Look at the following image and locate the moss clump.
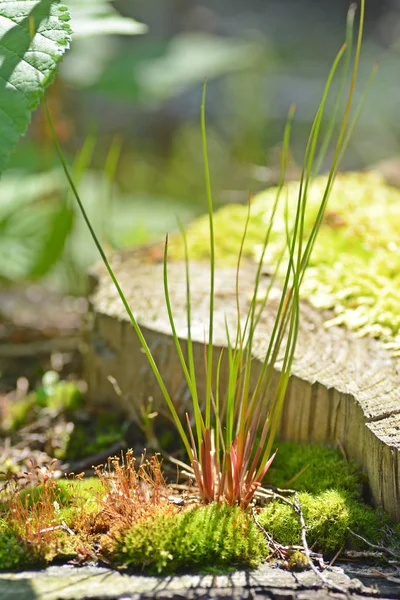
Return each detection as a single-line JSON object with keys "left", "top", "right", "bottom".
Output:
{"left": 258, "top": 489, "right": 386, "bottom": 555}
{"left": 287, "top": 550, "right": 309, "bottom": 571}
{"left": 18, "top": 477, "right": 102, "bottom": 508}
{"left": 112, "top": 503, "right": 268, "bottom": 574}
{"left": 0, "top": 520, "right": 40, "bottom": 571}
{"left": 267, "top": 443, "right": 363, "bottom": 498}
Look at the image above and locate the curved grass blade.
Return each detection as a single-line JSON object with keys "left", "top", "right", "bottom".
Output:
{"left": 45, "top": 99, "right": 193, "bottom": 462}
{"left": 201, "top": 82, "right": 215, "bottom": 430}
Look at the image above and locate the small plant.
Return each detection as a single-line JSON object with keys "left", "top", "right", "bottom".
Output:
{"left": 93, "top": 451, "right": 170, "bottom": 535}
{"left": 0, "top": 462, "right": 77, "bottom": 567}
{"left": 2, "top": 444, "right": 397, "bottom": 572}
{"left": 46, "top": 1, "right": 373, "bottom": 508}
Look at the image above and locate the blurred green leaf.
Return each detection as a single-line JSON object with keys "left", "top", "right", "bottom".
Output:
{"left": 0, "top": 202, "right": 57, "bottom": 281}
{"left": 0, "top": 0, "right": 72, "bottom": 173}
{"left": 66, "top": 0, "right": 147, "bottom": 38}
{"left": 90, "top": 34, "right": 260, "bottom": 102}
{"left": 29, "top": 199, "right": 74, "bottom": 278}
{"left": 137, "top": 34, "right": 260, "bottom": 101}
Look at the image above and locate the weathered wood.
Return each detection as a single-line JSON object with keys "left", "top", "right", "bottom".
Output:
{"left": 0, "top": 562, "right": 392, "bottom": 600}
{"left": 84, "top": 248, "right": 400, "bottom": 521}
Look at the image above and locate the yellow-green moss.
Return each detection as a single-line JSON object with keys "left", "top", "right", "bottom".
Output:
{"left": 0, "top": 520, "right": 40, "bottom": 571}
{"left": 112, "top": 503, "right": 268, "bottom": 574}
{"left": 260, "top": 443, "right": 396, "bottom": 556}
{"left": 174, "top": 172, "right": 400, "bottom": 353}
{"left": 2, "top": 445, "right": 398, "bottom": 571}
{"left": 18, "top": 477, "right": 102, "bottom": 509}
{"left": 258, "top": 489, "right": 387, "bottom": 555}
{"left": 287, "top": 550, "right": 309, "bottom": 571}
{"left": 267, "top": 443, "right": 363, "bottom": 498}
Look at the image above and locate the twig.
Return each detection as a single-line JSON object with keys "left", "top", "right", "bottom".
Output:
{"left": 347, "top": 528, "right": 400, "bottom": 561}
{"left": 61, "top": 520, "right": 76, "bottom": 537}
{"left": 255, "top": 486, "right": 296, "bottom": 508}
{"left": 251, "top": 507, "right": 288, "bottom": 560}
{"left": 329, "top": 543, "right": 344, "bottom": 567}
{"left": 37, "top": 524, "right": 68, "bottom": 535}
{"left": 371, "top": 569, "right": 400, "bottom": 584}
{"left": 293, "top": 493, "right": 351, "bottom": 596}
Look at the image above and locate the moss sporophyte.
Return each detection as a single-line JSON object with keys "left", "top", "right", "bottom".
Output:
{"left": 47, "top": 0, "right": 371, "bottom": 509}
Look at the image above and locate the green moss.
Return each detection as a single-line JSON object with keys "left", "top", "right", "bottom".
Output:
{"left": 258, "top": 489, "right": 386, "bottom": 555}
{"left": 267, "top": 442, "right": 363, "bottom": 498}
{"left": 287, "top": 550, "right": 309, "bottom": 571}
{"left": 0, "top": 478, "right": 104, "bottom": 570}
{"left": 18, "top": 477, "right": 103, "bottom": 511}
{"left": 1, "top": 444, "right": 398, "bottom": 571}
{"left": 113, "top": 503, "right": 268, "bottom": 574}
{"left": 259, "top": 443, "right": 395, "bottom": 556}
{"left": 0, "top": 520, "right": 40, "bottom": 571}
{"left": 175, "top": 172, "right": 400, "bottom": 354}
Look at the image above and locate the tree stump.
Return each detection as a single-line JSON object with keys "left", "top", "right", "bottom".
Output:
{"left": 84, "top": 246, "right": 400, "bottom": 521}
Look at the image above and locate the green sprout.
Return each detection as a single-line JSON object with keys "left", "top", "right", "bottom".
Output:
{"left": 46, "top": 0, "right": 372, "bottom": 507}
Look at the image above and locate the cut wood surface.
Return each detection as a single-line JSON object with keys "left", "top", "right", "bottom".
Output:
{"left": 85, "top": 247, "right": 400, "bottom": 521}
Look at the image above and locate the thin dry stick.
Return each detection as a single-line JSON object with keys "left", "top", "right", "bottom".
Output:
{"left": 251, "top": 507, "right": 288, "bottom": 560}
{"left": 347, "top": 528, "right": 400, "bottom": 561}
{"left": 329, "top": 543, "right": 345, "bottom": 567}
{"left": 293, "top": 493, "right": 350, "bottom": 596}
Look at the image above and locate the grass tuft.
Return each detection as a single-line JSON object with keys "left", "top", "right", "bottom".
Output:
{"left": 44, "top": 1, "right": 372, "bottom": 509}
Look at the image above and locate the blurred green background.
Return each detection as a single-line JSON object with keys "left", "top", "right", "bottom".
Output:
{"left": 2, "top": 0, "right": 400, "bottom": 294}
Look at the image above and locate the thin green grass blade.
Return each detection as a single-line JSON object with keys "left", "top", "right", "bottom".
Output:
{"left": 44, "top": 99, "right": 193, "bottom": 462}
{"left": 313, "top": 3, "right": 356, "bottom": 175}
{"left": 163, "top": 235, "right": 196, "bottom": 398}
{"left": 247, "top": 39, "right": 347, "bottom": 423}
{"left": 298, "top": 0, "right": 365, "bottom": 278}
{"left": 295, "top": 42, "right": 347, "bottom": 274}
{"left": 201, "top": 82, "right": 215, "bottom": 430}
{"left": 214, "top": 347, "right": 225, "bottom": 462}
{"left": 224, "top": 317, "right": 237, "bottom": 449}
{"left": 250, "top": 108, "right": 296, "bottom": 336}
{"left": 253, "top": 1, "right": 366, "bottom": 477}
{"left": 241, "top": 104, "right": 296, "bottom": 351}
{"left": 177, "top": 218, "right": 204, "bottom": 449}
{"left": 336, "top": 63, "right": 378, "bottom": 167}
{"left": 234, "top": 196, "right": 252, "bottom": 349}
{"left": 235, "top": 105, "right": 296, "bottom": 448}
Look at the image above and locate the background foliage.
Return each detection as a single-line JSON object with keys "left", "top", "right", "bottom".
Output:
{"left": 2, "top": 0, "right": 400, "bottom": 293}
